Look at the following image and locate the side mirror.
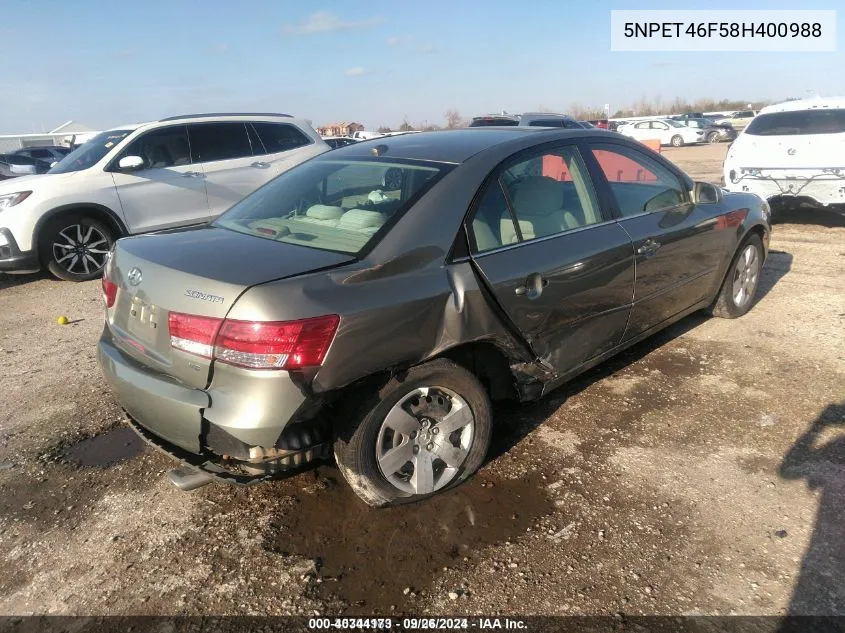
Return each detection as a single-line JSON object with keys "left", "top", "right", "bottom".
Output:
{"left": 118, "top": 155, "right": 145, "bottom": 171}
{"left": 50, "top": 161, "right": 58, "bottom": 168}
{"left": 694, "top": 181, "right": 722, "bottom": 205}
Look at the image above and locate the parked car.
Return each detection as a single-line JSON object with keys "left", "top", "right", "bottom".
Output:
{"left": 668, "top": 112, "right": 707, "bottom": 123}
{"left": 322, "top": 136, "right": 359, "bottom": 149}
{"left": 618, "top": 118, "right": 705, "bottom": 147}
{"left": 98, "top": 127, "right": 771, "bottom": 506}
{"left": 350, "top": 130, "right": 385, "bottom": 140}
{"left": 12, "top": 146, "right": 71, "bottom": 164}
{"left": 587, "top": 119, "right": 610, "bottom": 129}
{"left": 0, "top": 154, "right": 51, "bottom": 180}
{"left": 0, "top": 113, "right": 328, "bottom": 280}
{"left": 723, "top": 97, "right": 845, "bottom": 212}
{"left": 682, "top": 118, "right": 738, "bottom": 143}
{"left": 715, "top": 110, "right": 757, "bottom": 129}
{"left": 469, "top": 112, "right": 588, "bottom": 129}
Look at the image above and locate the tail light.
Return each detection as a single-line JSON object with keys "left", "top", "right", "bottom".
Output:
{"left": 102, "top": 277, "right": 117, "bottom": 308}
{"left": 168, "top": 312, "right": 339, "bottom": 370}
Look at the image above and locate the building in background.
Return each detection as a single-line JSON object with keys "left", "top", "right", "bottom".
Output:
{"left": 316, "top": 121, "right": 364, "bottom": 137}
{"left": 0, "top": 121, "right": 98, "bottom": 153}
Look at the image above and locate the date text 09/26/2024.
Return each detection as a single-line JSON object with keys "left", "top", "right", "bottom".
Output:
{"left": 307, "top": 617, "right": 527, "bottom": 630}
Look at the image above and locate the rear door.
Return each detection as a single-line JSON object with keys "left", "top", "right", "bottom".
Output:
{"left": 585, "top": 140, "right": 730, "bottom": 339}
{"left": 110, "top": 124, "right": 211, "bottom": 233}
{"left": 188, "top": 121, "right": 263, "bottom": 219}
{"left": 466, "top": 143, "right": 635, "bottom": 375}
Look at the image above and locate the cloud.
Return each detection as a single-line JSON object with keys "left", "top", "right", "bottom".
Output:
{"left": 419, "top": 44, "right": 438, "bottom": 54}
{"left": 387, "top": 35, "right": 413, "bottom": 46}
{"left": 210, "top": 43, "right": 230, "bottom": 54}
{"left": 345, "top": 67, "right": 368, "bottom": 77}
{"left": 284, "top": 11, "right": 383, "bottom": 35}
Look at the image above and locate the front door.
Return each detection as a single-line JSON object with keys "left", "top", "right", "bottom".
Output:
{"left": 586, "top": 141, "right": 730, "bottom": 339}
{"left": 110, "top": 124, "right": 210, "bottom": 234}
{"left": 466, "top": 143, "right": 635, "bottom": 375}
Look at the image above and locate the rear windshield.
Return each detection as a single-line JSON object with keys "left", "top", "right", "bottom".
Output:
{"left": 744, "top": 109, "right": 845, "bottom": 136}
{"left": 214, "top": 158, "right": 449, "bottom": 255}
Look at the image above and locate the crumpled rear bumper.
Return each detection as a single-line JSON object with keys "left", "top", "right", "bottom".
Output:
{"left": 726, "top": 169, "right": 845, "bottom": 207}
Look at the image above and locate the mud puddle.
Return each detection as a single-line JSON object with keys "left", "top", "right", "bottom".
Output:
{"left": 63, "top": 426, "right": 145, "bottom": 467}
{"left": 262, "top": 466, "right": 555, "bottom": 614}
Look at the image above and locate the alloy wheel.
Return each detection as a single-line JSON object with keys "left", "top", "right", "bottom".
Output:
{"left": 51, "top": 224, "right": 110, "bottom": 276}
{"left": 732, "top": 244, "right": 760, "bottom": 308}
{"left": 375, "top": 386, "right": 475, "bottom": 495}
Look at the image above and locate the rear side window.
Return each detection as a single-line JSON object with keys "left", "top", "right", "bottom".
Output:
{"left": 469, "top": 118, "right": 519, "bottom": 127}
{"left": 189, "top": 122, "right": 253, "bottom": 162}
{"left": 252, "top": 122, "right": 311, "bottom": 154}
{"left": 528, "top": 119, "right": 564, "bottom": 127}
{"left": 29, "top": 148, "right": 53, "bottom": 159}
{"left": 744, "top": 109, "right": 845, "bottom": 136}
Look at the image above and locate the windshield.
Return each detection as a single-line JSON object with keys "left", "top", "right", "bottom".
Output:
{"left": 744, "top": 109, "right": 845, "bottom": 136}
{"left": 48, "top": 129, "right": 133, "bottom": 174}
{"left": 214, "top": 158, "right": 450, "bottom": 255}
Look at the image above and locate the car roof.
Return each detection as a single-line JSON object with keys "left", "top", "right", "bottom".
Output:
{"left": 759, "top": 97, "right": 845, "bottom": 115}
{"left": 106, "top": 113, "right": 305, "bottom": 134}
{"left": 324, "top": 127, "right": 604, "bottom": 164}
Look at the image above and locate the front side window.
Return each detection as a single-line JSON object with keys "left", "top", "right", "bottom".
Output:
{"left": 49, "top": 129, "right": 133, "bottom": 174}
{"left": 214, "top": 158, "right": 448, "bottom": 255}
{"left": 744, "top": 109, "right": 845, "bottom": 136}
{"left": 189, "top": 122, "right": 253, "bottom": 163}
{"left": 117, "top": 125, "right": 191, "bottom": 169}
{"left": 590, "top": 144, "right": 689, "bottom": 216}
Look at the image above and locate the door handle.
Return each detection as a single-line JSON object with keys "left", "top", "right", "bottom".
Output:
{"left": 636, "top": 239, "right": 661, "bottom": 257}
{"left": 515, "top": 273, "right": 548, "bottom": 299}
{"left": 251, "top": 161, "right": 270, "bottom": 169}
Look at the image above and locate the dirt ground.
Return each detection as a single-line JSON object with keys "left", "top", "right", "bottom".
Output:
{"left": 1, "top": 142, "right": 843, "bottom": 617}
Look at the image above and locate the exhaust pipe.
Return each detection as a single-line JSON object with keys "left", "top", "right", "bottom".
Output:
{"left": 168, "top": 465, "right": 215, "bottom": 491}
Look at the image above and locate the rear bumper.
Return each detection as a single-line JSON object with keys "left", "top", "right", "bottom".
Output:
{"left": 725, "top": 171, "right": 845, "bottom": 207}
{"left": 0, "top": 228, "right": 39, "bottom": 273}
{"left": 97, "top": 325, "right": 332, "bottom": 480}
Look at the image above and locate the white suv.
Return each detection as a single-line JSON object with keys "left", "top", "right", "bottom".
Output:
{"left": 723, "top": 98, "right": 845, "bottom": 213}
{"left": 0, "top": 113, "right": 328, "bottom": 280}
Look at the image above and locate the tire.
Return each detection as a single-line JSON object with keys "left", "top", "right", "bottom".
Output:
{"left": 707, "top": 131, "right": 721, "bottom": 144}
{"left": 333, "top": 359, "right": 492, "bottom": 507}
{"left": 709, "top": 234, "right": 764, "bottom": 319}
{"left": 670, "top": 135, "right": 684, "bottom": 147}
{"left": 40, "top": 215, "right": 115, "bottom": 282}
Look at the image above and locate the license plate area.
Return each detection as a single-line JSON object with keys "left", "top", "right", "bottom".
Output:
{"left": 126, "top": 295, "right": 161, "bottom": 345}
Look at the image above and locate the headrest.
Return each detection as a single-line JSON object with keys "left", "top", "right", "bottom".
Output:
{"left": 306, "top": 204, "right": 343, "bottom": 220}
{"left": 338, "top": 209, "right": 386, "bottom": 230}
{"left": 510, "top": 176, "right": 562, "bottom": 217}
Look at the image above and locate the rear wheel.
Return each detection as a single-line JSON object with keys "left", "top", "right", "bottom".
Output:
{"left": 41, "top": 215, "right": 114, "bottom": 281}
{"left": 709, "top": 234, "right": 763, "bottom": 318}
{"left": 333, "top": 359, "right": 492, "bottom": 507}
{"left": 707, "top": 131, "right": 721, "bottom": 144}
{"left": 670, "top": 135, "right": 684, "bottom": 147}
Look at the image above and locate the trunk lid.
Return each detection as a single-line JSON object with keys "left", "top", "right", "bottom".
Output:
{"left": 731, "top": 132, "right": 845, "bottom": 170}
{"left": 105, "top": 226, "right": 355, "bottom": 389}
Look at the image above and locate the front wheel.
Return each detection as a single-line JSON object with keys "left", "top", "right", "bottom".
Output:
{"left": 41, "top": 215, "right": 115, "bottom": 281}
{"left": 333, "top": 359, "right": 492, "bottom": 507}
{"left": 707, "top": 131, "right": 721, "bottom": 144}
{"left": 670, "top": 135, "right": 684, "bottom": 147}
{"left": 709, "top": 234, "right": 764, "bottom": 319}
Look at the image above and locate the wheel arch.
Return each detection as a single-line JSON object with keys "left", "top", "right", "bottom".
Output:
{"left": 34, "top": 203, "right": 127, "bottom": 262}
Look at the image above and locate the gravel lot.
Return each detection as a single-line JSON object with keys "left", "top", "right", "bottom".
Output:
{"left": 1, "top": 142, "right": 843, "bottom": 616}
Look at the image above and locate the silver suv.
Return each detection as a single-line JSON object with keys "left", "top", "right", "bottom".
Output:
{"left": 0, "top": 113, "right": 328, "bottom": 280}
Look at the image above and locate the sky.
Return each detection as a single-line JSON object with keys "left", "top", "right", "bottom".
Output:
{"left": 1, "top": 0, "right": 843, "bottom": 134}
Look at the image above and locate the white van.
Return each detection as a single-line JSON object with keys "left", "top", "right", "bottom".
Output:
{"left": 723, "top": 98, "right": 845, "bottom": 212}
